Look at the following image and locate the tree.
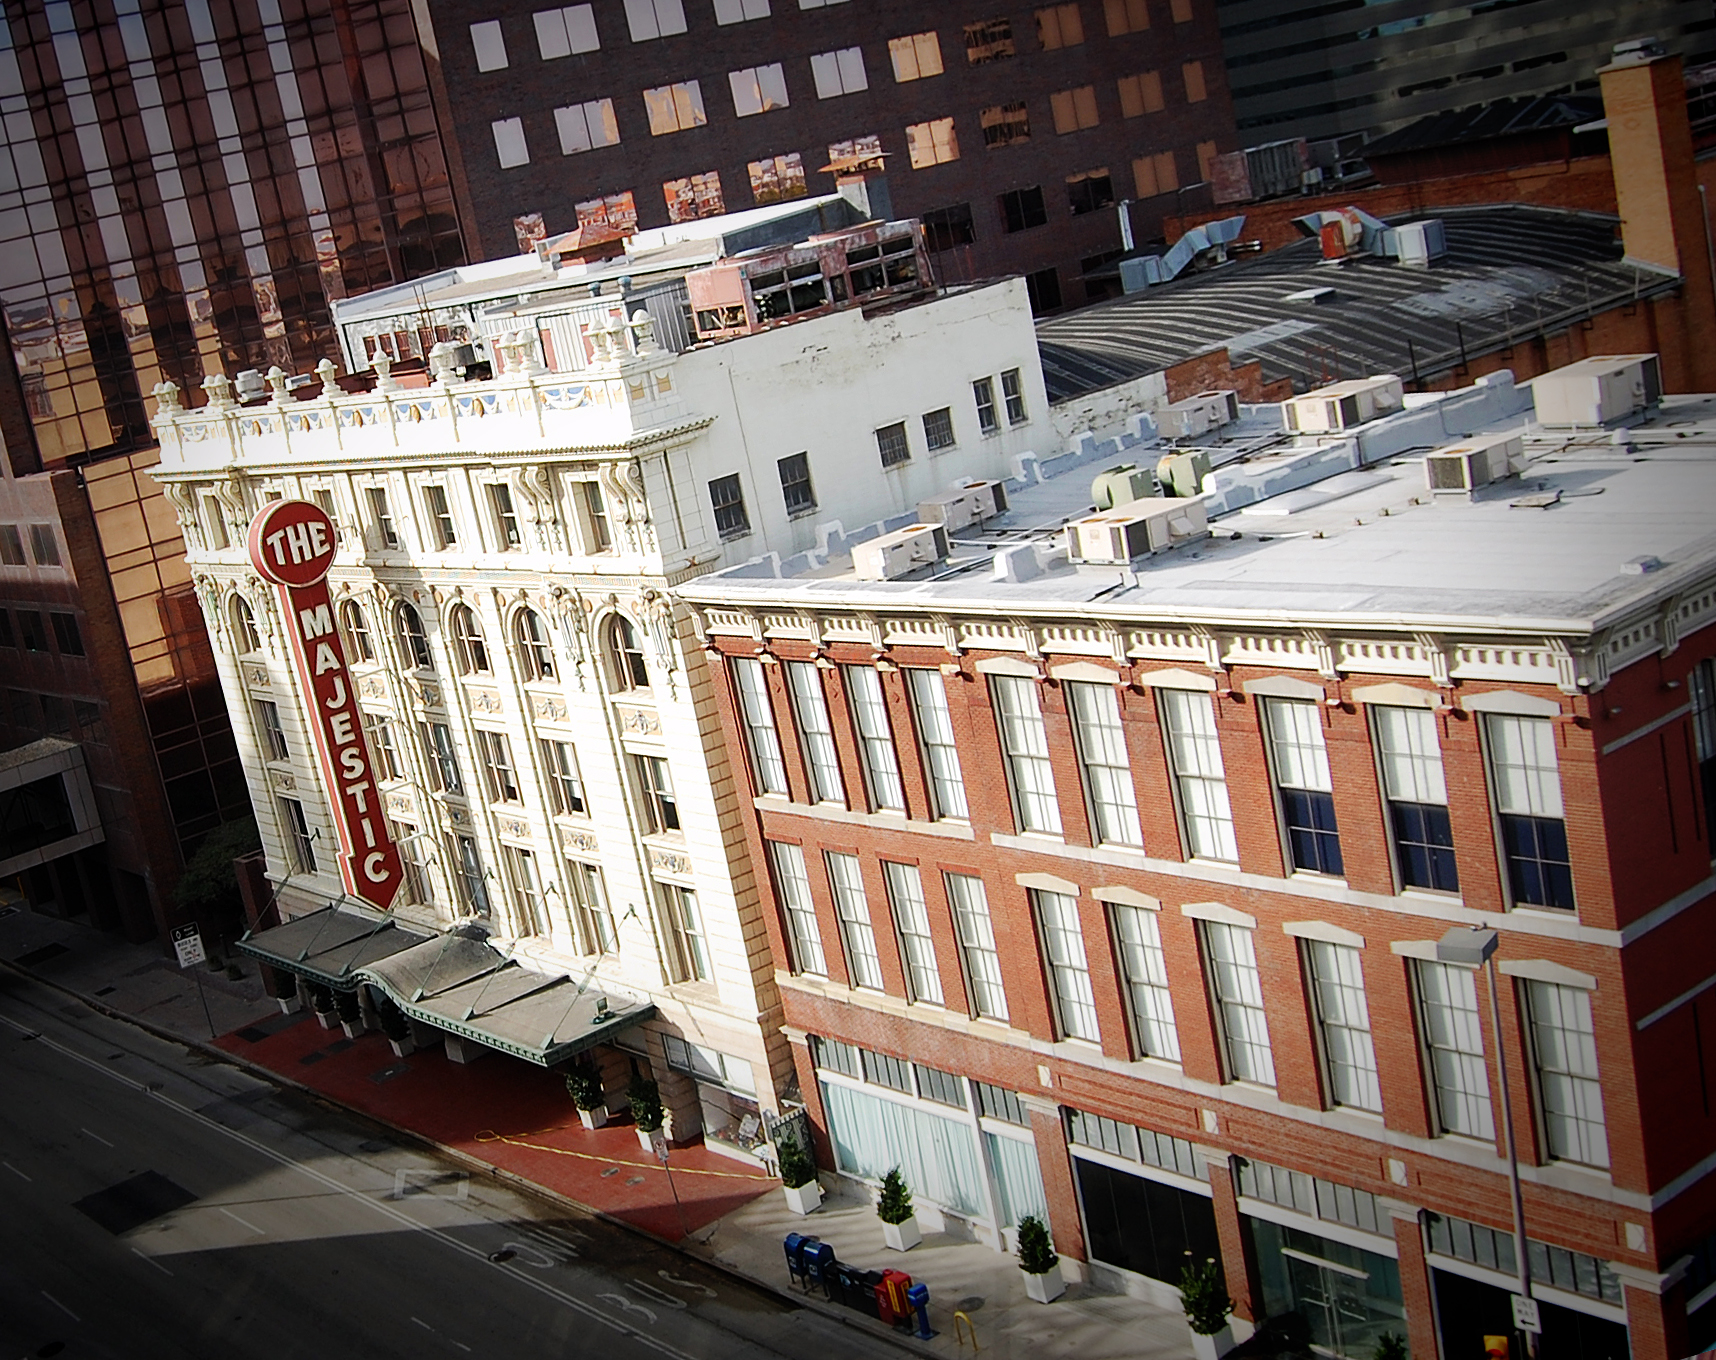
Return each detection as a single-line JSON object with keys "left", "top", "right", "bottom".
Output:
{"left": 172, "top": 817, "right": 262, "bottom": 932}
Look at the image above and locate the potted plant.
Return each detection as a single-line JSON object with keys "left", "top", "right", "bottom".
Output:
{"left": 274, "top": 971, "right": 300, "bottom": 1015}
{"left": 566, "top": 1066, "right": 607, "bottom": 1129}
{"left": 309, "top": 983, "right": 338, "bottom": 1030}
{"left": 1373, "top": 1333, "right": 1408, "bottom": 1360}
{"left": 877, "top": 1167, "right": 920, "bottom": 1251}
{"left": 377, "top": 997, "right": 413, "bottom": 1057}
{"left": 629, "top": 1074, "right": 665, "bottom": 1153}
{"left": 1179, "top": 1255, "right": 1236, "bottom": 1360}
{"left": 1016, "top": 1214, "right": 1065, "bottom": 1303}
{"left": 334, "top": 987, "right": 364, "bottom": 1039}
{"left": 777, "top": 1137, "right": 822, "bottom": 1215}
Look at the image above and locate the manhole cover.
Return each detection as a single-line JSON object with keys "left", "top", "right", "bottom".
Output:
{"left": 955, "top": 1296, "right": 985, "bottom": 1313}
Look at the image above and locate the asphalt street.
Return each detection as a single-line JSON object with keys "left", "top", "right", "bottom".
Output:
{"left": 0, "top": 967, "right": 908, "bottom": 1360}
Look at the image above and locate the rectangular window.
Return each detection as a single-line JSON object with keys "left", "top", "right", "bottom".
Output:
{"left": 875, "top": 421, "right": 911, "bottom": 468}
{"left": 770, "top": 841, "right": 827, "bottom": 976}
{"left": 786, "top": 661, "right": 844, "bottom": 803}
{"left": 827, "top": 851, "right": 884, "bottom": 990}
{"left": 579, "top": 481, "right": 613, "bottom": 552}
{"left": 708, "top": 473, "right": 750, "bottom": 539}
{"left": 50, "top": 612, "right": 83, "bottom": 657}
{"left": 574, "top": 193, "right": 638, "bottom": 246}
{"left": 731, "top": 656, "right": 789, "bottom": 794}
{"left": 555, "top": 99, "right": 621, "bottom": 154}
{"left": 714, "top": 0, "right": 769, "bottom": 21}
{"left": 991, "top": 674, "right": 1061, "bottom": 834}
{"left": 658, "top": 882, "right": 709, "bottom": 981}
{"left": 1182, "top": 60, "right": 1207, "bottom": 102}
{"left": 1304, "top": 940, "right": 1381, "bottom": 1112}
{"left": 844, "top": 665, "right": 905, "bottom": 811}
{"left": 973, "top": 377, "right": 998, "bottom": 433}
{"left": 749, "top": 153, "right": 807, "bottom": 205}
{"left": 914, "top": 1063, "right": 965, "bottom": 1108}
{"left": 946, "top": 872, "right": 1006, "bottom": 1019}
{"left": 470, "top": 18, "right": 508, "bottom": 69}
{"left": 810, "top": 47, "right": 867, "bottom": 98}
{"left": 17, "top": 611, "right": 44, "bottom": 652}
{"left": 1526, "top": 981, "right": 1607, "bottom": 1167}
{"left": 505, "top": 845, "right": 548, "bottom": 936}
{"left": 1000, "top": 186, "right": 1047, "bottom": 232}
{"left": 0, "top": 526, "right": 23, "bottom": 565}
{"left": 492, "top": 117, "right": 530, "bottom": 168}
{"left": 1485, "top": 714, "right": 1574, "bottom": 909}
{"left": 1158, "top": 688, "right": 1237, "bottom": 860}
{"left": 534, "top": 4, "right": 598, "bottom": 57}
{"left": 730, "top": 62, "right": 789, "bottom": 116}
{"left": 1266, "top": 698, "right": 1344, "bottom": 875}
{"left": 367, "top": 487, "right": 398, "bottom": 548}
{"left": 861, "top": 1047, "right": 912, "bottom": 1092}
{"left": 922, "top": 203, "right": 976, "bottom": 252}
{"left": 27, "top": 525, "right": 58, "bottom": 566}
{"left": 777, "top": 452, "right": 815, "bottom": 515}
{"left": 1374, "top": 705, "right": 1457, "bottom": 891}
{"left": 632, "top": 754, "right": 681, "bottom": 833}
{"left": 975, "top": 1080, "right": 1028, "bottom": 1125}
{"left": 1133, "top": 150, "right": 1178, "bottom": 198}
{"left": 889, "top": 30, "right": 943, "bottom": 81}
{"left": 1035, "top": 889, "right": 1099, "bottom": 1041}
{"left": 361, "top": 712, "right": 402, "bottom": 781}
{"left": 1068, "top": 680, "right": 1141, "bottom": 846}
{"left": 1001, "top": 368, "right": 1027, "bottom": 424}
{"left": 255, "top": 699, "right": 288, "bottom": 761}
{"left": 420, "top": 721, "right": 462, "bottom": 795}
{"left": 1036, "top": 3, "right": 1084, "bottom": 47}
{"left": 0, "top": 611, "right": 16, "bottom": 647}
{"left": 624, "top": 0, "right": 687, "bottom": 40}
{"left": 566, "top": 860, "right": 617, "bottom": 954}
{"left": 907, "top": 668, "right": 967, "bottom": 819}
{"left": 920, "top": 408, "right": 956, "bottom": 454}
{"left": 906, "top": 118, "right": 959, "bottom": 169}
{"left": 1118, "top": 70, "right": 1165, "bottom": 117}
{"left": 477, "top": 729, "right": 522, "bottom": 803}
{"left": 812, "top": 1035, "right": 861, "bottom": 1077}
{"left": 981, "top": 102, "right": 1031, "bottom": 148}
{"left": 280, "top": 798, "right": 316, "bottom": 873}
{"left": 1068, "top": 168, "right": 1115, "bottom": 215}
{"left": 964, "top": 16, "right": 1015, "bottom": 62}
{"left": 644, "top": 80, "right": 706, "bottom": 135}
{"left": 1198, "top": 139, "right": 1220, "bottom": 184}
{"left": 1110, "top": 902, "right": 1178, "bottom": 1060}
{"left": 393, "top": 821, "right": 430, "bottom": 905}
{"left": 1203, "top": 921, "right": 1274, "bottom": 1085}
{"left": 883, "top": 861, "right": 941, "bottom": 1004}
{"left": 1025, "top": 268, "right": 1061, "bottom": 314}
{"left": 201, "top": 495, "right": 230, "bottom": 550}
{"left": 448, "top": 833, "right": 488, "bottom": 914}
{"left": 424, "top": 484, "right": 457, "bottom": 548}
{"left": 1414, "top": 959, "right": 1493, "bottom": 1139}
{"left": 487, "top": 483, "right": 522, "bottom": 550}
{"left": 1693, "top": 659, "right": 1716, "bottom": 849}
{"left": 665, "top": 171, "right": 725, "bottom": 222}
{"left": 540, "top": 739, "right": 587, "bottom": 815}
{"left": 1172, "top": 0, "right": 1194, "bottom": 22}
{"left": 1104, "top": 0, "right": 1148, "bottom": 34}
{"left": 1049, "top": 86, "right": 1100, "bottom": 134}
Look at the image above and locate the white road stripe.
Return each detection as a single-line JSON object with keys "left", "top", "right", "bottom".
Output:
{"left": 131, "top": 1248, "right": 173, "bottom": 1276}
{"left": 42, "top": 1290, "right": 79, "bottom": 1321}
{"left": 81, "top": 1127, "right": 114, "bottom": 1147}
{"left": 220, "top": 1206, "right": 265, "bottom": 1235}
{"left": 3, "top": 1160, "right": 30, "bottom": 1181}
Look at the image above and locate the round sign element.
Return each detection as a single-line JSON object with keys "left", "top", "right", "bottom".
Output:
{"left": 248, "top": 499, "right": 339, "bottom": 587}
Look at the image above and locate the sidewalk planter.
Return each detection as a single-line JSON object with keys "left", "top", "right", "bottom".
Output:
{"left": 776, "top": 1138, "right": 822, "bottom": 1216}
{"left": 883, "top": 1216, "right": 922, "bottom": 1252}
{"left": 628, "top": 1075, "right": 665, "bottom": 1155}
{"left": 1017, "top": 1216, "right": 1064, "bottom": 1303}
{"left": 387, "top": 1034, "right": 415, "bottom": 1058}
{"left": 877, "top": 1167, "right": 919, "bottom": 1251}
{"left": 1189, "top": 1327, "right": 1235, "bottom": 1360}
{"left": 1023, "top": 1261, "right": 1065, "bottom": 1304}
{"left": 565, "top": 1067, "right": 607, "bottom": 1130}
{"left": 637, "top": 1126, "right": 660, "bottom": 1154}
{"left": 1179, "top": 1256, "right": 1236, "bottom": 1360}
{"left": 783, "top": 1179, "right": 823, "bottom": 1216}
{"left": 578, "top": 1105, "right": 608, "bottom": 1131}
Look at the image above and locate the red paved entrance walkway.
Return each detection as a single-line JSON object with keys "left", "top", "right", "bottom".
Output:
{"left": 217, "top": 1011, "right": 777, "bottom": 1240}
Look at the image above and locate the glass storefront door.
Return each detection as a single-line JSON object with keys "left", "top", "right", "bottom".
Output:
{"left": 1251, "top": 1219, "right": 1406, "bottom": 1359}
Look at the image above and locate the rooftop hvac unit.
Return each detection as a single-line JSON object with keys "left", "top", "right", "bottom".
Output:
{"left": 1066, "top": 497, "right": 1209, "bottom": 564}
{"left": 1388, "top": 219, "right": 1446, "bottom": 268}
{"left": 1282, "top": 375, "right": 1404, "bottom": 433}
{"left": 1423, "top": 431, "right": 1524, "bottom": 499}
{"left": 1530, "top": 354, "right": 1661, "bottom": 427}
{"left": 915, "top": 480, "right": 1009, "bottom": 532}
{"left": 852, "top": 523, "right": 950, "bottom": 581}
{"left": 1156, "top": 450, "right": 1212, "bottom": 499}
{"left": 1158, "top": 390, "right": 1239, "bottom": 440}
{"left": 1090, "top": 463, "right": 1162, "bottom": 510}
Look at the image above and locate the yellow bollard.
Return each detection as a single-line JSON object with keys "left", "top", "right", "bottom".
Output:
{"left": 953, "top": 1310, "right": 980, "bottom": 1350}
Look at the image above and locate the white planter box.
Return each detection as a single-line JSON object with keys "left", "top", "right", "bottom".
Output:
{"left": 388, "top": 1036, "right": 414, "bottom": 1058}
{"left": 1023, "top": 1262, "right": 1065, "bottom": 1303}
{"left": 578, "top": 1105, "right": 608, "bottom": 1130}
{"left": 276, "top": 996, "right": 302, "bottom": 1015}
{"left": 783, "top": 1180, "right": 823, "bottom": 1216}
{"left": 314, "top": 1010, "right": 338, "bottom": 1029}
{"left": 1189, "top": 1326, "right": 1236, "bottom": 1360}
{"left": 637, "top": 1126, "right": 661, "bottom": 1154}
{"left": 882, "top": 1216, "right": 921, "bottom": 1252}
{"left": 340, "top": 1019, "right": 363, "bottom": 1040}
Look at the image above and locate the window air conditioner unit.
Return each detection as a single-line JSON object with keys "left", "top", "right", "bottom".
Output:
{"left": 915, "top": 480, "right": 1009, "bottom": 532}
{"left": 1423, "top": 432, "right": 1524, "bottom": 499}
{"left": 1065, "top": 497, "right": 1209, "bottom": 564}
{"left": 851, "top": 523, "right": 950, "bottom": 581}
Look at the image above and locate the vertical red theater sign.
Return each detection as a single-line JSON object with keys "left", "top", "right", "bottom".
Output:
{"left": 247, "top": 500, "right": 405, "bottom": 911}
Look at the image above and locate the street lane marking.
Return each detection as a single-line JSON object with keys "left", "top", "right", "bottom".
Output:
{"left": 598, "top": 1293, "right": 656, "bottom": 1325}
{"left": 131, "top": 1248, "right": 173, "bottom": 1276}
{"left": 410, "top": 1316, "right": 470, "bottom": 1352}
{"left": 219, "top": 1207, "right": 265, "bottom": 1235}
{"left": 42, "top": 1290, "right": 79, "bottom": 1320}
{"left": 3, "top": 1160, "right": 30, "bottom": 1181}
{"left": 80, "top": 1127, "right": 114, "bottom": 1147}
{"left": 658, "top": 1269, "right": 717, "bottom": 1298}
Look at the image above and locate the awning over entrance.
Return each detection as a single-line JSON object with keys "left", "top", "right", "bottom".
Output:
{"left": 356, "top": 929, "right": 654, "bottom": 1067}
{"left": 235, "top": 906, "right": 434, "bottom": 991}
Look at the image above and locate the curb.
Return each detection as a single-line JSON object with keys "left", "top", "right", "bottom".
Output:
{"left": 0, "top": 955, "right": 938, "bottom": 1356}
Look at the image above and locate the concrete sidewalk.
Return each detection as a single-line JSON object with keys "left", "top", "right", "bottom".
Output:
{"left": 0, "top": 900, "right": 1201, "bottom": 1358}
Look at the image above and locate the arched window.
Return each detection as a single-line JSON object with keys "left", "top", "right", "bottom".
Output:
{"left": 606, "top": 614, "right": 649, "bottom": 691}
{"left": 514, "top": 608, "right": 555, "bottom": 681}
{"left": 395, "top": 602, "right": 433, "bottom": 671}
{"left": 230, "top": 595, "right": 261, "bottom": 654}
{"left": 449, "top": 603, "right": 490, "bottom": 675}
{"left": 340, "top": 599, "right": 373, "bottom": 662}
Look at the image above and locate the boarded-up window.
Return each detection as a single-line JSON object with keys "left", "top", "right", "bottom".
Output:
{"left": 964, "top": 17, "right": 1015, "bottom": 63}
{"left": 748, "top": 152, "right": 806, "bottom": 203}
{"left": 663, "top": 171, "right": 724, "bottom": 222}
{"left": 1197, "top": 140, "right": 1219, "bottom": 184}
{"left": 1118, "top": 70, "right": 1164, "bottom": 116}
{"left": 491, "top": 117, "right": 529, "bottom": 168}
{"left": 644, "top": 80, "right": 706, "bottom": 134}
{"left": 906, "top": 117, "right": 960, "bottom": 168}
{"left": 1133, "top": 151, "right": 1178, "bottom": 198}
{"left": 1104, "top": 0, "right": 1148, "bottom": 34}
{"left": 555, "top": 99, "right": 620, "bottom": 153}
{"left": 471, "top": 19, "right": 508, "bottom": 69}
{"left": 534, "top": 5, "right": 599, "bottom": 57}
{"left": 1183, "top": 60, "right": 1207, "bottom": 103}
{"left": 889, "top": 31, "right": 944, "bottom": 81}
{"left": 1170, "top": 0, "right": 1193, "bottom": 20}
{"left": 730, "top": 63, "right": 790, "bottom": 115}
{"left": 1049, "top": 86, "right": 1099, "bottom": 133}
{"left": 1036, "top": 4, "right": 1083, "bottom": 48}
{"left": 811, "top": 46, "right": 868, "bottom": 98}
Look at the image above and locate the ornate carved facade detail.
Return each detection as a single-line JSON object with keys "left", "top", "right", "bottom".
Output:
{"left": 531, "top": 693, "right": 568, "bottom": 722}
{"left": 467, "top": 687, "right": 504, "bottom": 715}
{"left": 564, "top": 829, "right": 599, "bottom": 854}
{"left": 616, "top": 704, "right": 662, "bottom": 737}
{"left": 270, "top": 769, "right": 295, "bottom": 791}
{"left": 648, "top": 844, "right": 693, "bottom": 880}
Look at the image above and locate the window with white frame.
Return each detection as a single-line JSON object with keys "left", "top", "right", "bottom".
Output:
{"left": 1304, "top": 940, "right": 1381, "bottom": 1112}
{"left": 889, "top": 30, "right": 943, "bottom": 81}
{"left": 201, "top": 494, "right": 230, "bottom": 549}
{"left": 448, "top": 832, "right": 487, "bottom": 914}
{"left": 713, "top": 0, "right": 769, "bottom": 21}
{"left": 1202, "top": 920, "right": 1274, "bottom": 1085}
{"left": 255, "top": 699, "right": 288, "bottom": 761}
{"left": 1158, "top": 687, "right": 1236, "bottom": 860}
{"left": 393, "top": 821, "right": 431, "bottom": 905}
{"left": 578, "top": 481, "right": 613, "bottom": 551}
{"left": 1373, "top": 705, "right": 1458, "bottom": 891}
{"left": 1413, "top": 958, "right": 1493, "bottom": 1139}
{"left": 844, "top": 666, "right": 905, "bottom": 812}
{"left": 424, "top": 483, "right": 457, "bottom": 548}
{"left": 534, "top": 3, "right": 598, "bottom": 57}
{"left": 1265, "top": 697, "right": 1343, "bottom": 875}
{"left": 1001, "top": 368, "right": 1027, "bottom": 424}
{"left": 786, "top": 661, "right": 845, "bottom": 803}
{"left": 231, "top": 596, "right": 261, "bottom": 654}
{"left": 769, "top": 841, "right": 827, "bottom": 975}
{"left": 606, "top": 615, "right": 650, "bottom": 690}
{"left": 539, "top": 739, "right": 587, "bottom": 815}
{"left": 657, "top": 881, "right": 710, "bottom": 982}
{"left": 505, "top": 845, "right": 548, "bottom": 935}
{"left": 624, "top": 0, "right": 686, "bottom": 40}
{"left": 972, "top": 376, "right": 998, "bottom": 434}
{"left": 1109, "top": 900, "right": 1178, "bottom": 1060}
{"left": 811, "top": 46, "right": 868, "bottom": 98}
{"left": 1484, "top": 713, "right": 1574, "bottom": 910}
{"left": 556, "top": 99, "right": 620, "bottom": 154}
{"left": 644, "top": 80, "right": 706, "bottom": 135}
{"left": 488, "top": 482, "right": 523, "bottom": 550}
{"left": 476, "top": 729, "right": 522, "bottom": 803}
{"left": 515, "top": 608, "right": 556, "bottom": 681}
{"left": 340, "top": 600, "right": 373, "bottom": 662}
{"left": 420, "top": 721, "right": 462, "bottom": 795}
{"left": 991, "top": 674, "right": 1061, "bottom": 833}
{"left": 729, "top": 63, "right": 789, "bottom": 116}
{"left": 492, "top": 117, "right": 530, "bottom": 168}
{"left": 708, "top": 473, "right": 749, "bottom": 539}
{"left": 777, "top": 452, "right": 816, "bottom": 515}
{"left": 395, "top": 602, "right": 433, "bottom": 671}
{"left": 280, "top": 797, "right": 316, "bottom": 873}
{"left": 1034, "top": 889, "right": 1099, "bottom": 1041}
{"left": 632, "top": 753, "right": 680, "bottom": 834}
{"left": 366, "top": 486, "right": 398, "bottom": 548}
{"left": 448, "top": 603, "right": 490, "bottom": 675}
{"left": 907, "top": 668, "right": 967, "bottom": 818}
{"left": 470, "top": 19, "right": 507, "bottom": 69}
{"left": 1067, "top": 680, "right": 1141, "bottom": 846}
{"left": 1525, "top": 980, "right": 1607, "bottom": 1167}
{"left": 921, "top": 406, "right": 956, "bottom": 451}
{"left": 883, "top": 860, "right": 941, "bottom": 1004}
{"left": 361, "top": 711, "right": 402, "bottom": 781}
{"left": 566, "top": 860, "right": 617, "bottom": 954}
{"left": 731, "top": 656, "right": 788, "bottom": 795}
{"left": 946, "top": 871, "right": 1006, "bottom": 1019}
{"left": 827, "top": 851, "right": 884, "bottom": 990}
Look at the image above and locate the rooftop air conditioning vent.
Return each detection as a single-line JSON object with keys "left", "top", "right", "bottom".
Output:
{"left": 1282, "top": 375, "right": 1404, "bottom": 434}
{"left": 851, "top": 523, "right": 950, "bottom": 581}
{"left": 916, "top": 480, "right": 1009, "bottom": 532}
{"left": 1423, "top": 432, "right": 1524, "bottom": 499}
{"left": 1090, "top": 463, "right": 1161, "bottom": 510}
{"left": 1531, "top": 354, "right": 1661, "bottom": 428}
{"left": 1065, "top": 497, "right": 1210, "bottom": 564}
{"left": 1158, "top": 389, "right": 1240, "bottom": 441}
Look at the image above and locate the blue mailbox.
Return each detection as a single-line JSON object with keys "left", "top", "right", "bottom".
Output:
{"left": 906, "top": 1282, "right": 935, "bottom": 1340}
{"left": 804, "top": 1239, "right": 837, "bottom": 1298}
{"left": 783, "top": 1232, "right": 813, "bottom": 1288}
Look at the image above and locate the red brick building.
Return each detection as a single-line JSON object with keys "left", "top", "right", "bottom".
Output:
{"left": 682, "top": 359, "right": 1716, "bottom": 1359}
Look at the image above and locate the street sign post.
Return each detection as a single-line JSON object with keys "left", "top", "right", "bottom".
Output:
{"left": 1511, "top": 1294, "right": 1542, "bottom": 1334}
{"left": 171, "top": 923, "right": 216, "bottom": 1038}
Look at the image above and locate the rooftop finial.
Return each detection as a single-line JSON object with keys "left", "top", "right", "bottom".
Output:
{"left": 266, "top": 366, "right": 289, "bottom": 404}
{"left": 152, "top": 380, "right": 182, "bottom": 416}
{"left": 316, "top": 357, "right": 339, "bottom": 396}
{"left": 201, "top": 371, "right": 234, "bottom": 410}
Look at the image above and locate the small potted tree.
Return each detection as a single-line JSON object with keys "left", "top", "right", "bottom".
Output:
{"left": 877, "top": 1167, "right": 920, "bottom": 1251}
{"left": 1179, "top": 1255, "right": 1236, "bottom": 1360}
{"left": 629, "top": 1074, "right": 665, "bottom": 1153}
{"left": 377, "top": 997, "right": 413, "bottom": 1057}
{"left": 1373, "top": 1333, "right": 1408, "bottom": 1360}
{"left": 334, "top": 987, "right": 364, "bottom": 1040}
{"left": 309, "top": 983, "right": 338, "bottom": 1030}
{"left": 566, "top": 1066, "right": 607, "bottom": 1130}
{"left": 777, "top": 1137, "right": 822, "bottom": 1215}
{"left": 1016, "top": 1214, "right": 1065, "bottom": 1303}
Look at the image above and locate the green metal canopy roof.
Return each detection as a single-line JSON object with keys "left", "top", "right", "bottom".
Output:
{"left": 235, "top": 905, "right": 433, "bottom": 992}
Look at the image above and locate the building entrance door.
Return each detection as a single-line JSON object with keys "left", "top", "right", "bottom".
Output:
{"left": 1282, "top": 1246, "right": 1386, "bottom": 1358}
